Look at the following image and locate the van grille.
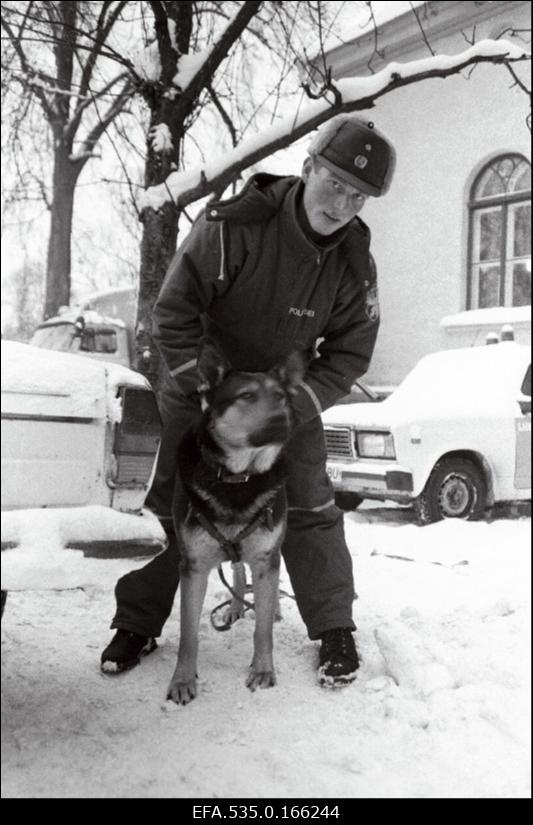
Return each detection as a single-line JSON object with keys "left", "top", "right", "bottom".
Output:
{"left": 324, "top": 426, "right": 355, "bottom": 460}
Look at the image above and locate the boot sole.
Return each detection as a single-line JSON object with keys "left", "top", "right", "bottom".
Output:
{"left": 317, "top": 664, "right": 358, "bottom": 688}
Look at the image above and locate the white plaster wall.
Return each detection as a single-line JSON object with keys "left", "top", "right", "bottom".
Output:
{"left": 353, "top": 5, "right": 531, "bottom": 386}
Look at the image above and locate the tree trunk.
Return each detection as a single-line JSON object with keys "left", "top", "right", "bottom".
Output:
{"left": 135, "top": 200, "right": 180, "bottom": 393}
{"left": 44, "top": 148, "right": 79, "bottom": 319}
{"left": 135, "top": 1, "right": 192, "bottom": 394}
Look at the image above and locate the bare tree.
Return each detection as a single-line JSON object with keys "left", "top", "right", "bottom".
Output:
{"left": 1, "top": 0, "right": 133, "bottom": 318}
{"left": 2, "top": 1, "right": 529, "bottom": 395}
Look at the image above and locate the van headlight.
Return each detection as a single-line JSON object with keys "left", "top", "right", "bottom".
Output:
{"left": 356, "top": 431, "right": 396, "bottom": 459}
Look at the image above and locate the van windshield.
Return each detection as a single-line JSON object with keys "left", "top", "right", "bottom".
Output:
{"left": 31, "top": 323, "right": 117, "bottom": 354}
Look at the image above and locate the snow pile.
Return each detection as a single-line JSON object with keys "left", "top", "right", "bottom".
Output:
{"left": 1, "top": 506, "right": 166, "bottom": 591}
{"left": 1, "top": 507, "right": 530, "bottom": 799}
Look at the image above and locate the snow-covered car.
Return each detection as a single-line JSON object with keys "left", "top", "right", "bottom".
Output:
{"left": 1, "top": 340, "right": 166, "bottom": 597}
{"left": 322, "top": 341, "right": 531, "bottom": 523}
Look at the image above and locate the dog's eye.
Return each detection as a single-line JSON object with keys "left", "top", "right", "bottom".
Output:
{"left": 239, "top": 392, "right": 255, "bottom": 401}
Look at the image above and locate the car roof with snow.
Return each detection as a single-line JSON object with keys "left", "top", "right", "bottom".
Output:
{"left": 391, "top": 342, "right": 529, "bottom": 402}
{"left": 323, "top": 342, "right": 530, "bottom": 426}
{"left": 35, "top": 308, "right": 127, "bottom": 328}
{"left": 1, "top": 339, "right": 149, "bottom": 419}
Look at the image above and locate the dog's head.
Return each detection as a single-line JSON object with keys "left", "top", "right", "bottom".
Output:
{"left": 196, "top": 339, "right": 305, "bottom": 449}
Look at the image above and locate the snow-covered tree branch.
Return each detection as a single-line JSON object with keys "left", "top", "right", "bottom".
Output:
{"left": 138, "top": 38, "right": 530, "bottom": 213}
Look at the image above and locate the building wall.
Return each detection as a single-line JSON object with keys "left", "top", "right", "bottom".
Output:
{"left": 329, "top": 2, "right": 531, "bottom": 386}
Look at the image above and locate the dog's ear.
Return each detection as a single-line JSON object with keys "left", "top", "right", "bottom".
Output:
{"left": 273, "top": 350, "right": 306, "bottom": 395}
{"left": 196, "top": 338, "right": 232, "bottom": 393}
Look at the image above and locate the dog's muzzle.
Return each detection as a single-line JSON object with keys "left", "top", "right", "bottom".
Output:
{"left": 249, "top": 414, "right": 291, "bottom": 447}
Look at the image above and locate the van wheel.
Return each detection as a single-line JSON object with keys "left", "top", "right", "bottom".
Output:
{"left": 335, "top": 492, "right": 364, "bottom": 512}
{"left": 1, "top": 590, "right": 7, "bottom": 619}
{"left": 414, "top": 458, "right": 487, "bottom": 524}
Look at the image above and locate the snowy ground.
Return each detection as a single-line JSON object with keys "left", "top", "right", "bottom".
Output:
{"left": 1, "top": 505, "right": 530, "bottom": 799}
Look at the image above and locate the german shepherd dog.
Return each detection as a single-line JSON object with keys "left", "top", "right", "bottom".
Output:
{"left": 166, "top": 340, "right": 304, "bottom": 705}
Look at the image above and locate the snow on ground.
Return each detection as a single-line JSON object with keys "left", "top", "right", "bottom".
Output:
{"left": 1, "top": 506, "right": 530, "bottom": 799}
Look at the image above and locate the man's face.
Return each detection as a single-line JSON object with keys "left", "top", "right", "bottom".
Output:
{"left": 301, "top": 158, "right": 368, "bottom": 235}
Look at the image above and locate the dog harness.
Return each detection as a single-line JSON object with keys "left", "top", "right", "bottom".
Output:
{"left": 191, "top": 502, "right": 276, "bottom": 564}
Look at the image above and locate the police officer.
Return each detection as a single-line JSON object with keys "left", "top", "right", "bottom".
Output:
{"left": 101, "top": 114, "right": 396, "bottom": 687}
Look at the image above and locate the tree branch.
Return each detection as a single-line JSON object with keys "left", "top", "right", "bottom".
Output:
{"left": 140, "top": 41, "right": 530, "bottom": 213}
{"left": 66, "top": 70, "right": 131, "bottom": 142}
{"left": 148, "top": 0, "right": 178, "bottom": 84}
{"left": 0, "top": 11, "right": 55, "bottom": 119}
{"left": 409, "top": 1, "right": 436, "bottom": 56}
{"left": 207, "top": 83, "right": 238, "bottom": 146}
{"left": 78, "top": 0, "right": 129, "bottom": 99}
{"left": 506, "top": 62, "right": 531, "bottom": 95}
{"left": 175, "top": 0, "right": 263, "bottom": 119}
{"left": 70, "top": 77, "right": 134, "bottom": 171}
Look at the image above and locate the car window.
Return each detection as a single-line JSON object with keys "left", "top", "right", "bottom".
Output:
{"left": 80, "top": 329, "right": 118, "bottom": 354}
{"left": 31, "top": 323, "right": 78, "bottom": 352}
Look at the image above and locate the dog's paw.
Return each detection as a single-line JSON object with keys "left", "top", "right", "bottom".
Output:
{"left": 166, "top": 677, "right": 198, "bottom": 705}
{"left": 246, "top": 668, "right": 277, "bottom": 692}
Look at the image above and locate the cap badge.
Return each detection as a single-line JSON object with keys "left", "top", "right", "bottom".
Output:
{"left": 354, "top": 154, "right": 368, "bottom": 169}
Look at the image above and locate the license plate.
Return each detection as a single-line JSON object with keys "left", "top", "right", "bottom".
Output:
{"left": 327, "top": 465, "right": 341, "bottom": 482}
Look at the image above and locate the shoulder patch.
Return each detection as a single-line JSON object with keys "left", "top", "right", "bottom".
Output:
{"left": 365, "top": 283, "right": 379, "bottom": 322}
{"left": 364, "top": 254, "right": 379, "bottom": 322}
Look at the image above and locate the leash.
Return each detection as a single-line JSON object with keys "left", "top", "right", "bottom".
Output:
{"left": 210, "top": 562, "right": 297, "bottom": 632}
{"left": 210, "top": 564, "right": 255, "bottom": 631}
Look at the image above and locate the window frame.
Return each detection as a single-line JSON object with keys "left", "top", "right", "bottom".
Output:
{"left": 467, "top": 154, "right": 531, "bottom": 309}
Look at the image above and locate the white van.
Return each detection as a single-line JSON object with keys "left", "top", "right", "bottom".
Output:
{"left": 1, "top": 340, "right": 165, "bottom": 597}
{"left": 30, "top": 287, "right": 137, "bottom": 369}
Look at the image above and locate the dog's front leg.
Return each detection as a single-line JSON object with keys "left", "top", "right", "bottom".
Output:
{"left": 246, "top": 556, "right": 280, "bottom": 691}
{"left": 167, "top": 568, "right": 209, "bottom": 705}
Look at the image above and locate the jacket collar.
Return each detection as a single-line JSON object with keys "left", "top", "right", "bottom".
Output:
{"left": 207, "top": 172, "right": 371, "bottom": 258}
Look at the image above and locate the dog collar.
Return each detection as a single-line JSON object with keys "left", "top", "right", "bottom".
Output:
{"left": 200, "top": 446, "right": 251, "bottom": 484}
{"left": 218, "top": 469, "right": 251, "bottom": 484}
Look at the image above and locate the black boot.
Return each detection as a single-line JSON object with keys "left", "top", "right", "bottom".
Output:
{"left": 318, "top": 628, "right": 359, "bottom": 687}
{"left": 101, "top": 629, "right": 157, "bottom": 674}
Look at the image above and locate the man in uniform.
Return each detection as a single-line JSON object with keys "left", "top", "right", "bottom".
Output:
{"left": 101, "top": 114, "right": 396, "bottom": 687}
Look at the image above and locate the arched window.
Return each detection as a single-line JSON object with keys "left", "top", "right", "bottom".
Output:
{"left": 468, "top": 154, "right": 531, "bottom": 309}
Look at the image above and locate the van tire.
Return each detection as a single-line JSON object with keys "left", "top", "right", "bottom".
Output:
{"left": 414, "top": 457, "right": 487, "bottom": 524}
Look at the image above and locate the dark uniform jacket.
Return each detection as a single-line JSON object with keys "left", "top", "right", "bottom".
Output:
{"left": 152, "top": 173, "right": 380, "bottom": 425}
